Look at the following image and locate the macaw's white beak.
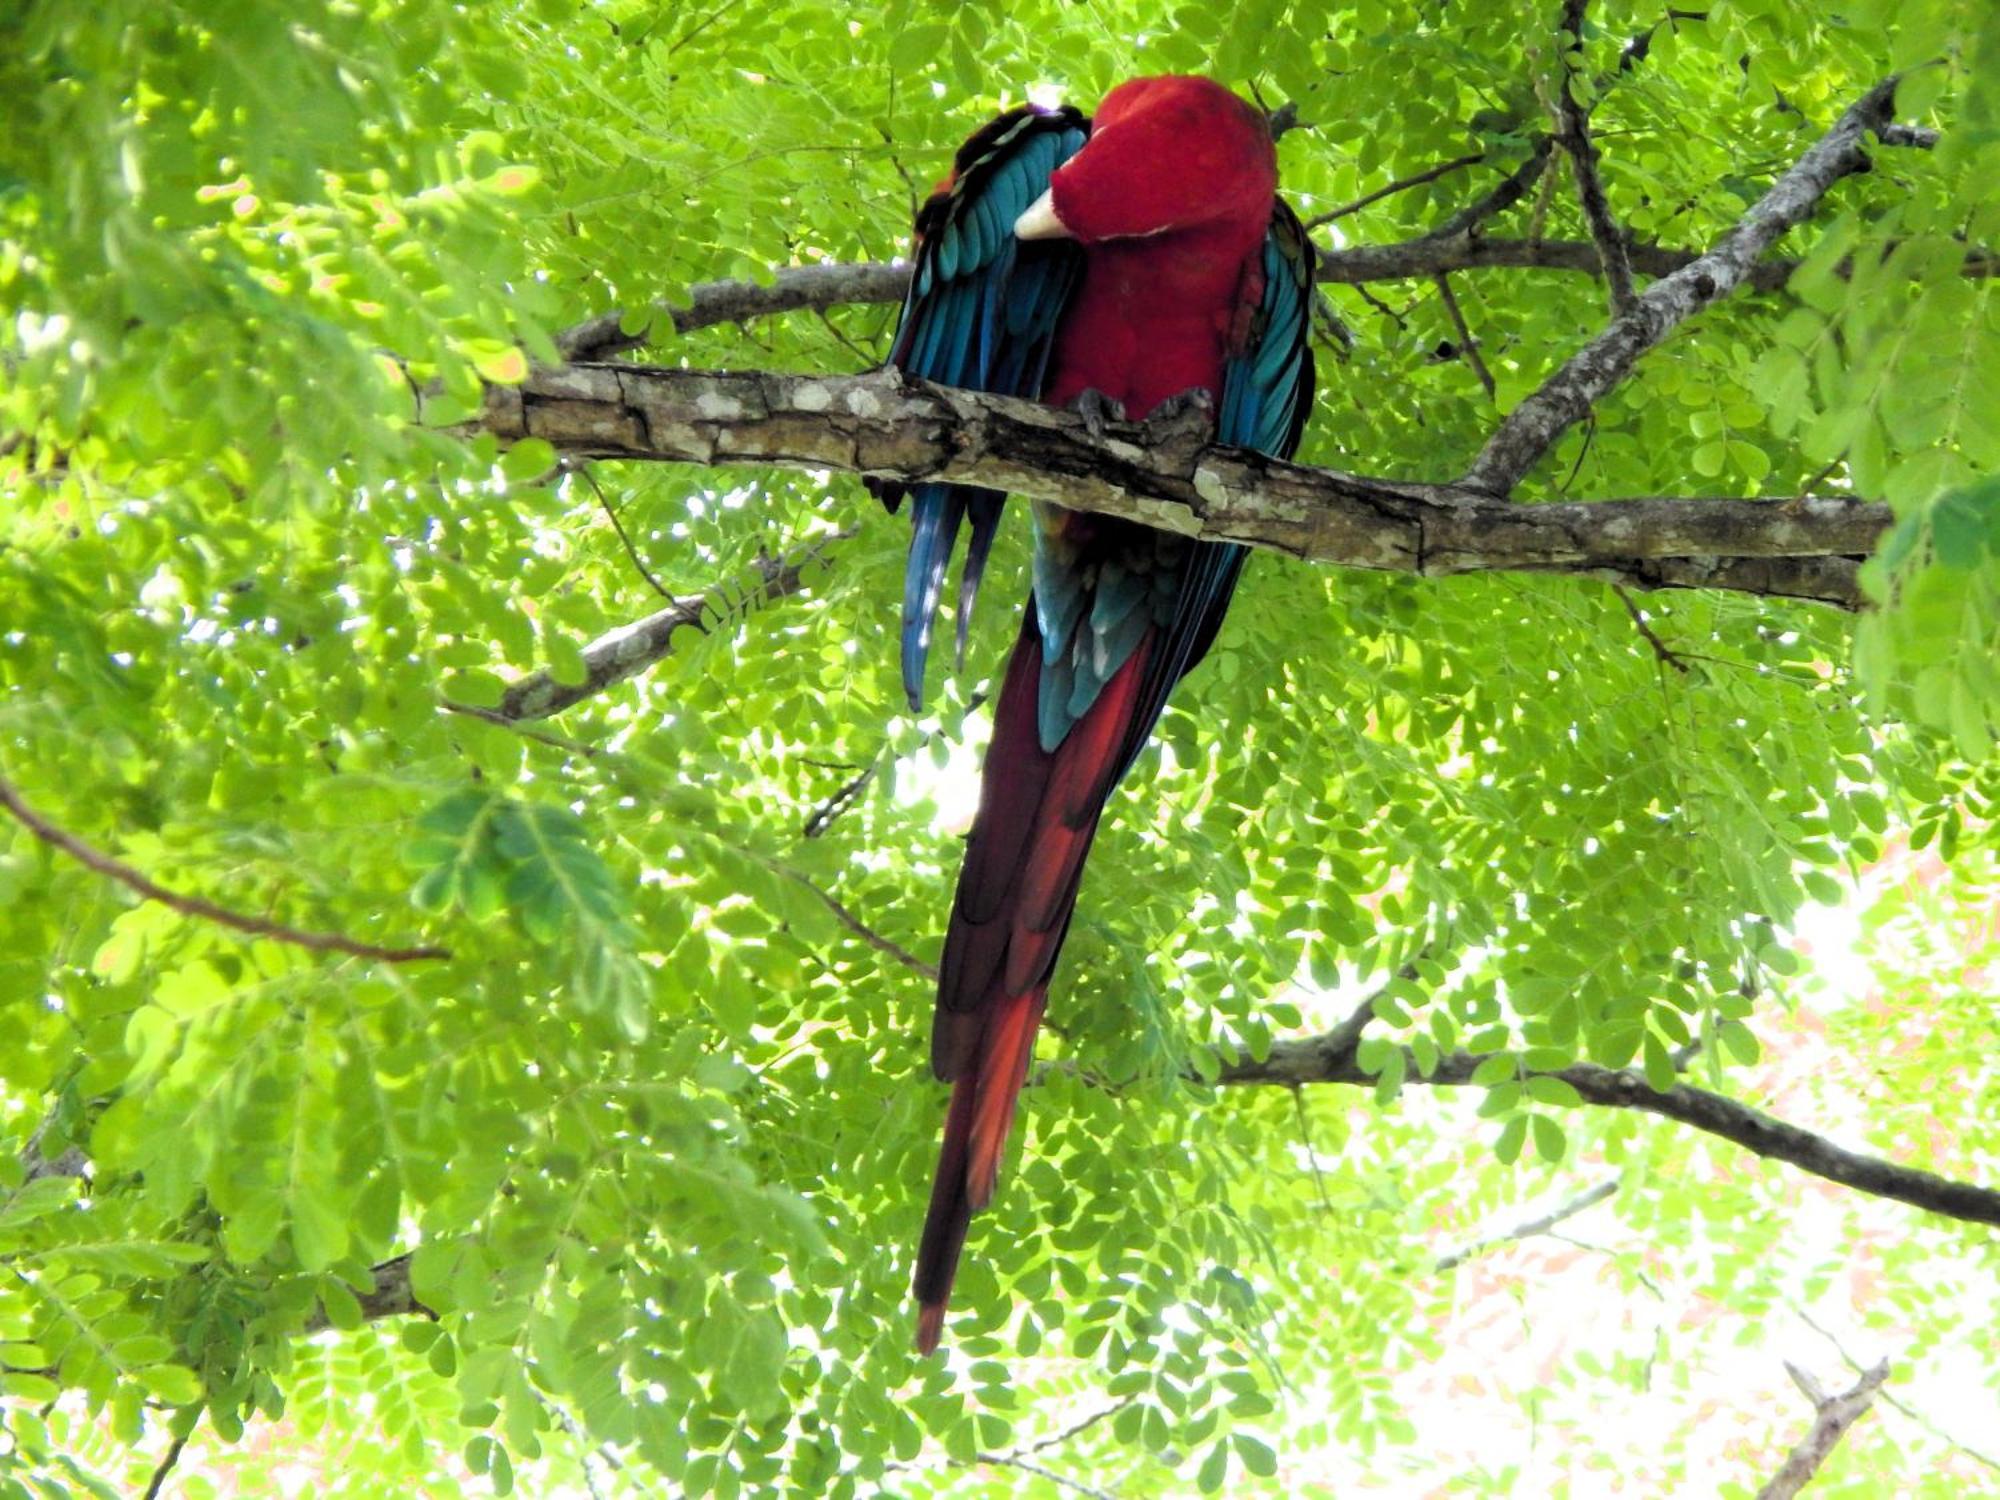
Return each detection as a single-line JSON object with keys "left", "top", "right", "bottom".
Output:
{"left": 1014, "top": 188, "right": 1071, "bottom": 240}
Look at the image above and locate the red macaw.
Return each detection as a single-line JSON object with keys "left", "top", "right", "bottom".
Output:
{"left": 874, "top": 75, "right": 1315, "bottom": 1353}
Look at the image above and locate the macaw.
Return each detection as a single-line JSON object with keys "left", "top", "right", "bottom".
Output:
{"left": 873, "top": 75, "right": 1315, "bottom": 1353}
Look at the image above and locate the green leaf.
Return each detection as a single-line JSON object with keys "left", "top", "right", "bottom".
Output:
{"left": 137, "top": 1364, "right": 203, "bottom": 1406}
{"left": 1233, "top": 1434, "right": 1278, "bottom": 1478}
{"left": 500, "top": 437, "right": 557, "bottom": 483}
{"left": 1530, "top": 1114, "right": 1567, "bottom": 1163}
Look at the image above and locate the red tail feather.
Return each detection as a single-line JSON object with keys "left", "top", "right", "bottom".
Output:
{"left": 912, "top": 618, "right": 1154, "bottom": 1350}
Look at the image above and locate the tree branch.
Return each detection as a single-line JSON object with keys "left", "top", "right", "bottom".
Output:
{"left": 467, "top": 528, "right": 850, "bottom": 723}
{"left": 976, "top": 1453, "right": 1117, "bottom": 1500}
{"left": 547, "top": 230, "right": 1994, "bottom": 358}
{"left": 1306, "top": 150, "right": 1489, "bottom": 229}
{"left": 1320, "top": 233, "right": 1991, "bottom": 293}
{"left": 557, "top": 262, "right": 912, "bottom": 358}
{"left": 1461, "top": 76, "right": 1913, "bottom": 496}
{"left": 301, "top": 1253, "right": 434, "bottom": 1334}
{"left": 1216, "top": 1031, "right": 2000, "bottom": 1229}
{"left": 477, "top": 362, "right": 1886, "bottom": 609}
{"left": 1555, "top": 0, "right": 1638, "bottom": 314}
{"left": 1433, "top": 1172, "right": 1622, "bottom": 1270}
{"left": 1757, "top": 1359, "right": 1891, "bottom": 1500}
{"left": 1420, "top": 137, "right": 1557, "bottom": 242}
{"left": 1789, "top": 1300, "right": 2000, "bottom": 1475}
{"left": 0, "top": 774, "right": 451, "bottom": 964}
{"left": 780, "top": 868, "right": 937, "bottom": 980}
{"left": 1432, "top": 273, "right": 1496, "bottom": 399}
{"left": 142, "top": 1428, "right": 192, "bottom": 1500}
{"left": 801, "top": 689, "right": 988, "bottom": 839}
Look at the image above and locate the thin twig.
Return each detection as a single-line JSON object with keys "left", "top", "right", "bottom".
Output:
{"left": 1434, "top": 1173, "right": 1622, "bottom": 1270}
{"left": 546, "top": 1398, "right": 615, "bottom": 1500}
{"left": 1433, "top": 274, "right": 1497, "bottom": 399}
{"left": 779, "top": 867, "right": 937, "bottom": 980}
{"left": 0, "top": 776, "right": 450, "bottom": 964}
{"left": 1613, "top": 586, "right": 1692, "bottom": 673}
{"left": 802, "top": 690, "right": 989, "bottom": 840}
{"left": 813, "top": 307, "right": 876, "bottom": 364}
{"left": 441, "top": 701, "right": 603, "bottom": 757}
{"left": 143, "top": 1430, "right": 192, "bottom": 1500}
{"left": 977, "top": 1452, "right": 1118, "bottom": 1500}
{"left": 1306, "top": 151, "right": 1488, "bottom": 228}
{"left": 1292, "top": 1088, "right": 1335, "bottom": 1212}
{"left": 1422, "top": 137, "right": 1556, "bottom": 242}
{"left": 801, "top": 764, "right": 878, "bottom": 839}
{"left": 573, "top": 463, "right": 672, "bottom": 600}
{"left": 1014, "top": 1395, "right": 1141, "bottom": 1458}
{"left": 1793, "top": 459, "right": 1845, "bottom": 500}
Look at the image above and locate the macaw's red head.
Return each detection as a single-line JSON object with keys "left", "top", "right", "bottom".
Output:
{"left": 1016, "top": 76, "right": 1277, "bottom": 248}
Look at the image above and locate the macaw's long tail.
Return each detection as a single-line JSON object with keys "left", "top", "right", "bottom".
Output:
{"left": 912, "top": 611, "right": 1158, "bottom": 1352}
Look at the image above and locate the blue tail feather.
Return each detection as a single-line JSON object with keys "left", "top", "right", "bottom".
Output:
{"left": 902, "top": 486, "right": 969, "bottom": 710}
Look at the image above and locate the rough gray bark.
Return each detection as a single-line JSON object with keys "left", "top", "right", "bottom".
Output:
{"left": 1461, "top": 78, "right": 1913, "bottom": 496}
{"left": 476, "top": 362, "right": 1884, "bottom": 608}
{"left": 1757, "top": 1360, "right": 1892, "bottom": 1499}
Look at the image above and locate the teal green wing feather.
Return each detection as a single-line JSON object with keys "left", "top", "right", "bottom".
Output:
{"left": 873, "top": 105, "right": 1091, "bottom": 708}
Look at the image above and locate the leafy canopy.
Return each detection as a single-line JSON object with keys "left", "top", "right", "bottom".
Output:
{"left": 2, "top": 0, "right": 1998, "bottom": 1495}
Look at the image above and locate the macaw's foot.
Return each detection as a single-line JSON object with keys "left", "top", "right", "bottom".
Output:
{"left": 1136, "top": 386, "right": 1216, "bottom": 460}
{"left": 1066, "top": 388, "right": 1127, "bottom": 442}
{"left": 1141, "top": 386, "right": 1215, "bottom": 438}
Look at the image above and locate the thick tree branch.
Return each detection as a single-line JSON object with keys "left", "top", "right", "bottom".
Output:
{"left": 477, "top": 362, "right": 1885, "bottom": 608}
{"left": 1217, "top": 1030, "right": 2000, "bottom": 1229}
{"left": 1757, "top": 1360, "right": 1891, "bottom": 1500}
{"left": 0, "top": 774, "right": 450, "bottom": 963}
{"left": 1461, "top": 77, "right": 1914, "bottom": 496}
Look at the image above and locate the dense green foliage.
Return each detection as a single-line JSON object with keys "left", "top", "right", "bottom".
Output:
{"left": 3, "top": 1, "right": 1998, "bottom": 1494}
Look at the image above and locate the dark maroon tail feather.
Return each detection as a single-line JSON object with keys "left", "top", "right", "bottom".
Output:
{"left": 912, "top": 617, "right": 1154, "bottom": 1350}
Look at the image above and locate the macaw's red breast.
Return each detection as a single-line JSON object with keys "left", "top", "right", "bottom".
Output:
{"left": 1042, "top": 75, "right": 1279, "bottom": 418}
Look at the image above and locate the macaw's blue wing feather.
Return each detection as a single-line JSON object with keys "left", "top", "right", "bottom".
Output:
{"left": 1109, "top": 198, "right": 1319, "bottom": 766}
{"left": 871, "top": 104, "right": 1091, "bottom": 709}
